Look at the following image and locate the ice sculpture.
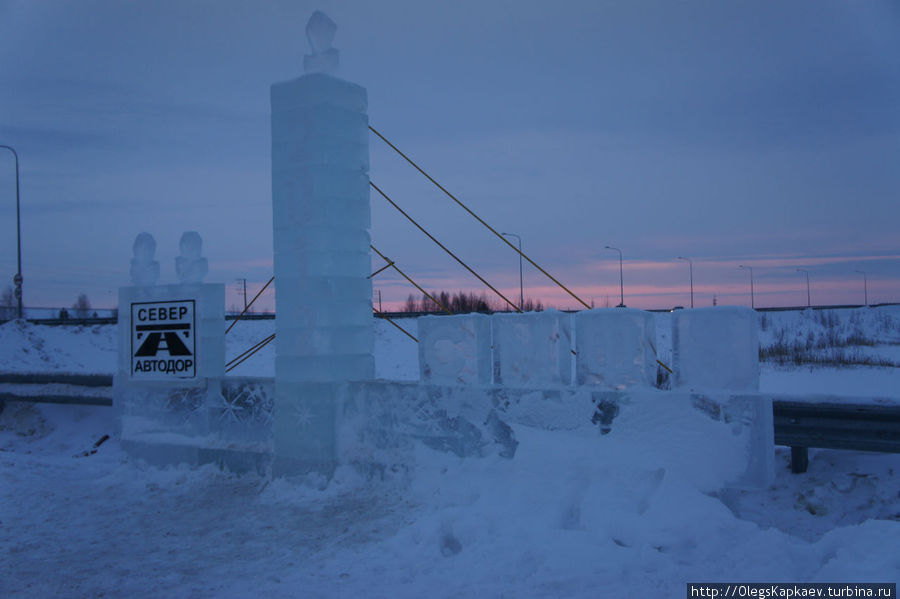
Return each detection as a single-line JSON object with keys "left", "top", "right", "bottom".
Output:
{"left": 175, "top": 231, "right": 208, "bottom": 284}
{"left": 129, "top": 232, "right": 159, "bottom": 287}
{"left": 304, "top": 10, "right": 339, "bottom": 74}
{"left": 271, "top": 17, "right": 373, "bottom": 474}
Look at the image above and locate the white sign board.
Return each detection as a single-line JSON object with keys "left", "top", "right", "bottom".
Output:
{"left": 131, "top": 300, "right": 196, "bottom": 379}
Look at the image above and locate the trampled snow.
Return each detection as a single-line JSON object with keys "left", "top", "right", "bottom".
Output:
{"left": 1, "top": 308, "right": 900, "bottom": 596}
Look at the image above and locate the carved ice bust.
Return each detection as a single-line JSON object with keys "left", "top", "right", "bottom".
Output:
{"left": 175, "top": 231, "right": 208, "bottom": 284}
{"left": 304, "top": 10, "right": 339, "bottom": 74}
{"left": 130, "top": 232, "right": 160, "bottom": 287}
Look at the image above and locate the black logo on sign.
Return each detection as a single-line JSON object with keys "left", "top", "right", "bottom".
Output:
{"left": 131, "top": 300, "right": 196, "bottom": 378}
{"left": 134, "top": 323, "right": 193, "bottom": 357}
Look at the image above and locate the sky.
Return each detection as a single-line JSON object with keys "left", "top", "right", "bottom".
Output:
{"left": 0, "top": 0, "right": 898, "bottom": 312}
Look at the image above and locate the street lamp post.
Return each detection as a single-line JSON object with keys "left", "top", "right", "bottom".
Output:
{"left": 605, "top": 245, "right": 625, "bottom": 307}
{"left": 854, "top": 270, "right": 868, "bottom": 306}
{"left": 797, "top": 269, "right": 810, "bottom": 308}
{"left": 501, "top": 232, "right": 524, "bottom": 311}
{"left": 236, "top": 278, "right": 248, "bottom": 311}
{"left": 677, "top": 256, "right": 693, "bottom": 308}
{"left": 738, "top": 265, "right": 754, "bottom": 309}
{"left": 0, "top": 145, "right": 22, "bottom": 319}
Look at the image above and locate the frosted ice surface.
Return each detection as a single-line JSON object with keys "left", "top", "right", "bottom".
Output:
{"left": 272, "top": 227, "right": 371, "bottom": 255}
{"left": 672, "top": 307, "right": 759, "bottom": 391}
{"left": 419, "top": 314, "right": 492, "bottom": 385}
{"left": 272, "top": 249, "right": 370, "bottom": 280}
{"left": 175, "top": 231, "right": 208, "bottom": 284}
{"left": 492, "top": 310, "right": 572, "bottom": 386}
{"left": 275, "top": 326, "right": 373, "bottom": 357}
{"left": 270, "top": 75, "right": 367, "bottom": 114}
{"left": 575, "top": 308, "right": 656, "bottom": 388}
{"left": 273, "top": 380, "right": 339, "bottom": 475}
{"left": 129, "top": 232, "right": 159, "bottom": 287}
{"left": 275, "top": 355, "right": 374, "bottom": 383}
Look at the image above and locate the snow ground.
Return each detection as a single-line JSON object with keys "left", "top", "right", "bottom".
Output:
{"left": 1, "top": 308, "right": 899, "bottom": 597}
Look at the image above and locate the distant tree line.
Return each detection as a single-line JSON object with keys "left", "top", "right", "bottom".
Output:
{"left": 0, "top": 289, "right": 98, "bottom": 320}
{"left": 402, "top": 291, "right": 544, "bottom": 314}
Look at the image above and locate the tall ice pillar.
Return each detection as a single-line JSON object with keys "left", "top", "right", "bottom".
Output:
{"left": 271, "top": 12, "right": 374, "bottom": 475}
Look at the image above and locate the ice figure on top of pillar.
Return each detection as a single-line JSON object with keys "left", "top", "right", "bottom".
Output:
{"left": 129, "top": 232, "right": 159, "bottom": 287}
{"left": 175, "top": 231, "right": 208, "bottom": 284}
{"left": 304, "top": 10, "right": 339, "bottom": 74}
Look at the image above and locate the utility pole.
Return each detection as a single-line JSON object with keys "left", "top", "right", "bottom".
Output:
{"left": 501, "top": 232, "right": 524, "bottom": 311}
{"left": 604, "top": 245, "right": 625, "bottom": 307}
{"left": 235, "top": 278, "right": 247, "bottom": 311}
{"left": 854, "top": 270, "right": 868, "bottom": 306}
{"left": 797, "top": 269, "right": 810, "bottom": 308}
{"left": 738, "top": 265, "right": 754, "bottom": 309}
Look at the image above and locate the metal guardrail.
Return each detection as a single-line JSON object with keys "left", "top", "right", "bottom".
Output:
{"left": 0, "top": 392, "right": 112, "bottom": 407}
{"left": 0, "top": 373, "right": 113, "bottom": 407}
{"left": 0, "top": 373, "right": 113, "bottom": 387}
{"left": 773, "top": 398, "right": 900, "bottom": 473}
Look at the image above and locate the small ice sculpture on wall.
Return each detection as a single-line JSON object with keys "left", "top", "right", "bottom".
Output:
{"left": 304, "top": 10, "right": 339, "bottom": 74}
{"left": 130, "top": 232, "right": 160, "bottom": 287}
{"left": 175, "top": 231, "right": 208, "bottom": 284}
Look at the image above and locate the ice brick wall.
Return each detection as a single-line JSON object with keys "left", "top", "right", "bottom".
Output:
{"left": 672, "top": 307, "right": 759, "bottom": 392}
{"left": 418, "top": 314, "right": 492, "bottom": 385}
{"left": 492, "top": 310, "right": 572, "bottom": 386}
{"left": 574, "top": 308, "right": 656, "bottom": 388}
{"left": 271, "top": 73, "right": 373, "bottom": 475}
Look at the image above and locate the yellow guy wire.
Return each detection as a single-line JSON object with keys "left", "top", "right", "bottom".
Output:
{"left": 647, "top": 337, "right": 673, "bottom": 374}
{"left": 373, "top": 306, "right": 418, "bottom": 343}
{"left": 370, "top": 181, "right": 521, "bottom": 313}
{"left": 369, "top": 125, "right": 590, "bottom": 310}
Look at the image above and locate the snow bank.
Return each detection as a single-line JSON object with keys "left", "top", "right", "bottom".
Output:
{"left": 4, "top": 401, "right": 896, "bottom": 597}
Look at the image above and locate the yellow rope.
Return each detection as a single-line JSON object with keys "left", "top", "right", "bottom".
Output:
{"left": 370, "top": 181, "right": 521, "bottom": 313}
{"left": 647, "top": 338, "right": 673, "bottom": 374}
{"left": 374, "top": 306, "right": 418, "bottom": 342}
{"left": 369, "top": 125, "right": 590, "bottom": 310}
{"left": 368, "top": 260, "right": 394, "bottom": 279}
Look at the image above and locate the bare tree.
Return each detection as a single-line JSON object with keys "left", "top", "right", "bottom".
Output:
{"left": 72, "top": 293, "right": 92, "bottom": 318}
{"left": 404, "top": 293, "right": 417, "bottom": 313}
